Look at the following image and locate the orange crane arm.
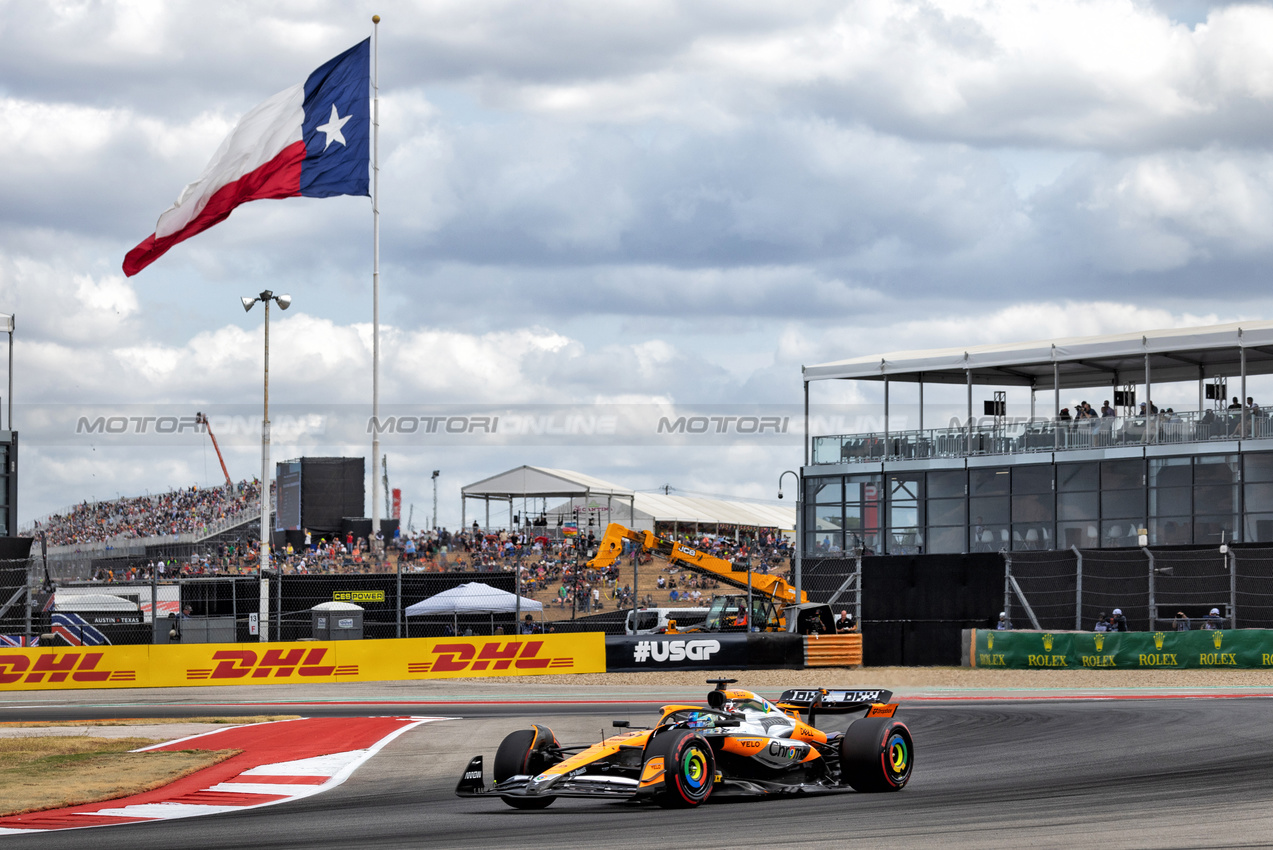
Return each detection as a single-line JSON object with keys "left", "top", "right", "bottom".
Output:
{"left": 196, "top": 412, "right": 233, "bottom": 489}
{"left": 586, "top": 522, "right": 805, "bottom": 604}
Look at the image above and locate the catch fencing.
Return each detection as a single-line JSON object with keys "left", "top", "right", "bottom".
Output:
{"left": 1006, "top": 546, "right": 1273, "bottom": 632}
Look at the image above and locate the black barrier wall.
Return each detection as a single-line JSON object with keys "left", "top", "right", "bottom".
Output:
{"left": 841, "top": 553, "right": 1003, "bottom": 666}
{"left": 606, "top": 633, "right": 803, "bottom": 671}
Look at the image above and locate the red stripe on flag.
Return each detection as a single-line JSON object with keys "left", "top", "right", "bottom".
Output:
{"left": 123, "top": 141, "right": 306, "bottom": 276}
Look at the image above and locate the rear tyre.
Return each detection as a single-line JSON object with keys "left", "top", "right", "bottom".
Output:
{"left": 839, "top": 717, "right": 913, "bottom": 792}
{"left": 493, "top": 725, "right": 559, "bottom": 809}
{"left": 645, "top": 730, "right": 715, "bottom": 808}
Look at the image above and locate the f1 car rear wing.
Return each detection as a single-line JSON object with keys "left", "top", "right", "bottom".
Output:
{"left": 776, "top": 688, "right": 895, "bottom": 715}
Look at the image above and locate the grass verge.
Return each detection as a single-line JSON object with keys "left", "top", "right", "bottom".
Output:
{"left": 0, "top": 715, "right": 300, "bottom": 728}
{"left": 0, "top": 736, "right": 241, "bottom": 817}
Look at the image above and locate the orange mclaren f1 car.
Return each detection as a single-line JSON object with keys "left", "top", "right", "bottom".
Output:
{"left": 455, "top": 679, "right": 913, "bottom": 808}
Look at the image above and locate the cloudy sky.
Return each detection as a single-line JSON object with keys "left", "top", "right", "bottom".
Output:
{"left": 3, "top": 0, "right": 1273, "bottom": 530}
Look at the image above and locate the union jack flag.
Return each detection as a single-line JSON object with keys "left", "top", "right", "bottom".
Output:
{"left": 0, "top": 635, "right": 38, "bottom": 647}
{"left": 51, "top": 613, "right": 111, "bottom": 646}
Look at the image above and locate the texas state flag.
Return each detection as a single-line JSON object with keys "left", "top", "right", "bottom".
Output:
{"left": 124, "top": 39, "right": 370, "bottom": 276}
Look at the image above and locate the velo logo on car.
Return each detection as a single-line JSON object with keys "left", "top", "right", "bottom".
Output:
{"left": 408, "top": 640, "right": 576, "bottom": 674}
{"left": 0, "top": 652, "right": 137, "bottom": 685}
{"left": 631, "top": 639, "right": 721, "bottom": 663}
{"left": 186, "top": 647, "right": 357, "bottom": 680}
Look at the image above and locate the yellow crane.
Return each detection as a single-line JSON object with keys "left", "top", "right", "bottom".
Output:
{"left": 586, "top": 522, "right": 820, "bottom": 632}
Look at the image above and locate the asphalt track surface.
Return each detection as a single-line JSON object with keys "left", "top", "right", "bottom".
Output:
{"left": 4, "top": 684, "right": 1273, "bottom": 848}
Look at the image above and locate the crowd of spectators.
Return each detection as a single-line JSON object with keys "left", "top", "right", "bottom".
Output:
{"left": 34, "top": 480, "right": 267, "bottom": 546}
{"left": 83, "top": 521, "right": 794, "bottom": 620}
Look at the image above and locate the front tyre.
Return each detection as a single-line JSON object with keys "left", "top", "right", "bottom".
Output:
{"left": 493, "top": 725, "right": 559, "bottom": 809}
{"left": 839, "top": 717, "right": 913, "bottom": 792}
{"left": 645, "top": 730, "right": 715, "bottom": 808}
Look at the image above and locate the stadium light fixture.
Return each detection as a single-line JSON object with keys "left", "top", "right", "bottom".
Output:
{"left": 778, "top": 469, "right": 802, "bottom": 604}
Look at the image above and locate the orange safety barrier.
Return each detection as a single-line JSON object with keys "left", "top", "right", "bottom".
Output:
{"left": 803, "top": 633, "right": 863, "bottom": 668}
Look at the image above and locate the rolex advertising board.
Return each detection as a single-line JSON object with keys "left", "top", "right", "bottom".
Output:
{"left": 968, "top": 628, "right": 1273, "bottom": 669}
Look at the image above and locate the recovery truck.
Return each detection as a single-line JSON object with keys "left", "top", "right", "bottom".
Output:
{"left": 586, "top": 523, "right": 835, "bottom": 634}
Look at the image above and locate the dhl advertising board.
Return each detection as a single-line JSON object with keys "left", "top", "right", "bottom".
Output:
{"left": 0, "top": 633, "right": 605, "bottom": 691}
{"left": 970, "top": 628, "right": 1273, "bottom": 669}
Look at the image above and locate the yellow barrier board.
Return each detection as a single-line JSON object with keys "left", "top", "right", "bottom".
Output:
{"left": 0, "top": 633, "right": 606, "bottom": 691}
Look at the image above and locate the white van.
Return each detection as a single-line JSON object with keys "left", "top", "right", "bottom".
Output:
{"left": 624, "top": 607, "right": 710, "bottom": 635}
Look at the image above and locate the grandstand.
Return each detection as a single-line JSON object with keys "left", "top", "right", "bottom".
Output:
{"left": 25, "top": 480, "right": 267, "bottom": 565}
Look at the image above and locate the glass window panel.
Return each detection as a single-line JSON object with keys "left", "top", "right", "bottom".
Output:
{"left": 1058, "top": 521, "right": 1101, "bottom": 549}
{"left": 1102, "top": 459, "right": 1143, "bottom": 490}
{"left": 807, "top": 530, "right": 842, "bottom": 553}
{"left": 1244, "top": 513, "right": 1273, "bottom": 543}
{"left": 927, "top": 498, "right": 965, "bottom": 526}
{"left": 1195, "top": 455, "right": 1238, "bottom": 485}
{"left": 1012, "top": 493, "right": 1054, "bottom": 523}
{"left": 1011, "top": 523, "right": 1053, "bottom": 550}
{"left": 1194, "top": 485, "right": 1237, "bottom": 513}
{"left": 1149, "top": 486, "right": 1191, "bottom": 517}
{"left": 888, "top": 532, "right": 923, "bottom": 556}
{"left": 970, "top": 522, "right": 1008, "bottom": 552}
{"left": 1244, "top": 482, "right": 1273, "bottom": 509}
{"left": 1012, "top": 466, "right": 1053, "bottom": 494}
{"left": 888, "top": 473, "right": 924, "bottom": 502}
{"left": 1058, "top": 491, "right": 1098, "bottom": 521}
{"left": 1150, "top": 516, "right": 1191, "bottom": 545}
{"left": 1057, "top": 463, "right": 1098, "bottom": 492}
{"left": 844, "top": 503, "right": 863, "bottom": 531}
{"left": 888, "top": 502, "right": 921, "bottom": 535}
{"left": 808, "top": 506, "right": 843, "bottom": 542}
{"left": 846, "top": 476, "right": 883, "bottom": 505}
{"left": 1148, "top": 457, "right": 1191, "bottom": 489}
{"left": 1101, "top": 490, "right": 1144, "bottom": 519}
{"left": 1101, "top": 521, "right": 1139, "bottom": 547}
{"left": 969, "top": 496, "right": 1010, "bottom": 526}
{"left": 927, "top": 470, "right": 965, "bottom": 499}
{"left": 925, "top": 526, "right": 964, "bottom": 554}
{"left": 808, "top": 478, "right": 842, "bottom": 504}
{"left": 1194, "top": 515, "right": 1237, "bottom": 545}
{"left": 970, "top": 468, "right": 1011, "bottom": 496}
{"left": 1244, "top": 454, "right": 1273, "bottom": 483}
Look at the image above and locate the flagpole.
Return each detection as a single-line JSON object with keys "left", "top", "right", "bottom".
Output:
{"left": 371, "top": 14, "right": 382, "bottom": 561}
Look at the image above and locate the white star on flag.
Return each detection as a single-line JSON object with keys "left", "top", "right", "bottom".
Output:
{"left": 316, "top": 104, "right": 351, "bottom": 150}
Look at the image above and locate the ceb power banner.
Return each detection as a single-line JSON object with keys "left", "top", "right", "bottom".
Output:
{"left": 971, "top": 628, "right": 1273, "bottom": 669}
{"left": 0, "top": 633, "right": 605, "bottom": 691}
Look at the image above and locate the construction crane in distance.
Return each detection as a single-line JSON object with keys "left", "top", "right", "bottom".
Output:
{"left": 195, "top": 412, "right": 233, "bottom": 490}
{"left": 382, "top": 455, "right": 391, "bottom": 520}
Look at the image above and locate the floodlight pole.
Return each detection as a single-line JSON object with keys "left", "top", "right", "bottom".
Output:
{"left": 370, "top": 14, "right": 382, "bottom": 558}
{"left": 243, "top": 290, "right": 290, "bottom": 642}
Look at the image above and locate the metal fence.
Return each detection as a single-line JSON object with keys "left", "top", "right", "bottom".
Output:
{"left": 1007, "top": 546, "right": 1273, "bottom": 632}
{"left": 814, "top": 408, "right": 1273, "bottom": 465}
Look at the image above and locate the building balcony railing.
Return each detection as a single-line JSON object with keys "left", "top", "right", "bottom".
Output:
{"left": 812, "top": 408, "right": 1273, "bottom": 465}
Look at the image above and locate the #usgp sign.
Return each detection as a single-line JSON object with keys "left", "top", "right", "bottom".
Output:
{"left": 606, "top": 634, "right": 748, "bottom": 671}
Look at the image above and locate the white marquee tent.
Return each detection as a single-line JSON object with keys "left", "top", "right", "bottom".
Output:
{"left": 404, "top": 581, "right": 543, "bottom": 634}
{"left": 461, "top": 465, "right": 794, "bottom": 536}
